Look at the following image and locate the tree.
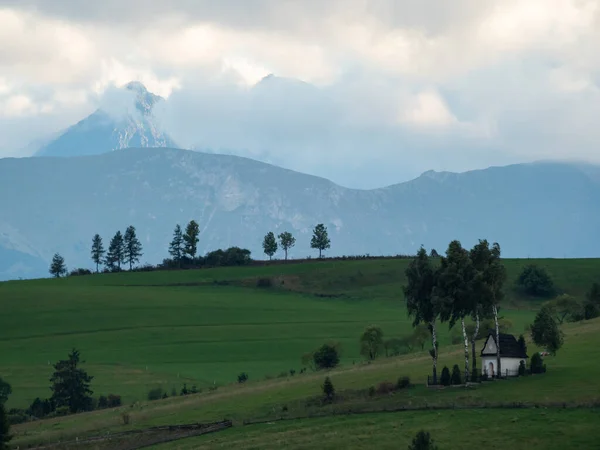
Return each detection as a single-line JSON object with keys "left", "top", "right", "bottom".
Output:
{"left": 584, "top": 283, "right": 600, "bottom": 320}
{"left": 0, "top": 378, "right": 10, "bottom": 405}
{"left": 90, "top": 234, "right": 105, "bottom": 273}
{"left": 106, "top": 231, "right": 125, "bottom": 270}
{"left": 440, "top": 366, "right": 451, "bottom": 386}
{"left": 451, "top": 364, "right": 462, "bottom": 385}
{"left": 408, "top": 430, "right": 438, "bottom": 450}
{"left": 50, "top": 349, "right": 94, "bottom": 414}
{"left": 429, "top": 249, "right": 439, "bottom": 258}
{"left": 123, "top": 225, "right": 143, "bottom": 270}
{"left": 435, "top": 240, "right": 476, "bottom": 382}
{"left": 359, "top": 326, "right": 384, "bottom": 361}
{"left": 278, "top": 231, "right": 296, "bottom": 260}
{"left": 0, "top": 403, "right": 11, "bottom": 450}
{"left": 546, "top": 294, "right": 581, "bottom": 324}
{"left": 313, "top": 343, "right": 340, "bottom": 370}
{"left": 403, "top": 247, "right": 440, "bottom": 384}
{"left": 517, "top": 265, "right": 556, "bottom": 297}
{"left": 322, "top": 377, "right": 335, "bottom": 402}
{"left": 183, "top": 220, "right": 200, "bottom": 259}
{"left": 262, "top": 232, "right": 278, "bottom": 260}
{"left": 517, "top": 334, "right": 527, "bottom": 356}
{"left": 310, "top": 223, "right": 331, "bottom": 258}
{"left": 530, "top": 306, "right": 564, "bottom": 355}
{"left": 168, "top": 224, "right": 184, "bottom": 266}
{"left": 49, "top": 253, "right": 67, "bottom": 278}
{"left": 411, "top": 324, "right": 430, "bottom": 351}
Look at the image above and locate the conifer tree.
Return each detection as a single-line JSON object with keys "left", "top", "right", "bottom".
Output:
{"left": 106, "top": 231, "right": 125, "bottom": 270}
{"left": 49, "top": 253, "right": 67, "bottom": 278}
{"left": 91, "top": 234, "right": 105, "bottom": 273}
{"left": 169, "top": 224, "right": 184, "bottom": 266}
{"left": 183, "top": 220, "right": 200, "bottom": 259}
{"left": 123, "top": 225, "right": 143, "bottom": 270}
{"left": 50, "top": 349, "right": 94, "bottom": 414}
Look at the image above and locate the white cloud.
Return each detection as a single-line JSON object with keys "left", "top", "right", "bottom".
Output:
{"left": 0, "top": 1, "right": 599, "bottom": 187}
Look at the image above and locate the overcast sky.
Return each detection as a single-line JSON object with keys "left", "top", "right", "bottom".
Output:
{"left": 1, "top": 0, "right": 599, "bottom": 188}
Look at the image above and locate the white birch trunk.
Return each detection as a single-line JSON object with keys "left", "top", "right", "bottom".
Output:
{"left": 471, "top": 312, "right": 480, "bottom": 377}
{"left": 461, "top": 317, "right": 469, "bottom": 382}
{"left": 493, "top": 304, "right": 501, "bottom": 377}
{"left": 430, "top": 320, "right": 438, "bottom": 384}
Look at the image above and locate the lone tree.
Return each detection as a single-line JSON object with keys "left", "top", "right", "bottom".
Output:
{"left": 530, "top": 306, "right": 564, "bottom": 355}
{"left": 262, "top": 232, "right": 278, "bottom": 260}
{"left": 404, "top": 247, "right": 439, "bottom": 384}
{"left": 50, "top": 349, "right": 94, "bottom": 414}
{"left": 90, "top": 234, "right": 105, "bottom": 273}
{"left": 310, "top": 223, "right": 331, "bottom": 258}
{"left": 313, "top": 343, "right": 340, "bottom": 370}
{"left": 123, "top": 225, "right": 143, "bottom": 270}
{"left": 0, "top": 402, "right": 11, "bottom": 450}
{"left": 359, "top": 326, "right": 384, "bottom": 361}
{"left": 517, "top": 264, "right": 556, "bottom": 297}
{"left": 322, "top": 376, "right": 335, "bottom": 402}
{"left": 408, "top": 430, "right": 438, "bottom": 450}
{"left": 49, "top": 253, "right": 67, "bottom": 278}
{"left": 546, "top": 294, "right": 581, "bottom": 324}
{"left": 278, "top": 231, "right": 296, "bottom": 260}
{"left": 106, "top": 231, "right": 125, "bottom": 270}
{"left": 168, "top": 224, "right": 184, "bottom": 266}
{"left": 584, "top": 283, "right": 600, "bottom": 320}
{"left": 183, "top": 220, "right": 200, "bottom": 259}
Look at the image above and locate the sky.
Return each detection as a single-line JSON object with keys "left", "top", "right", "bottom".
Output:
{"left": 0, "top": 0, "right": 599, "bottom": 188}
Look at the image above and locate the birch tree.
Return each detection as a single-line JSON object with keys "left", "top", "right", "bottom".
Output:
{"left": 403, "top": 247, "right": 439, "bottom": 384}
{"left": 435, "top": 240, "right": 476, "bottom": 382}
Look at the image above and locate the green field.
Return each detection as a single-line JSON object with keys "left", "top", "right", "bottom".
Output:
{"left": 1, "top": 257, "right": 599, "bottom": 448}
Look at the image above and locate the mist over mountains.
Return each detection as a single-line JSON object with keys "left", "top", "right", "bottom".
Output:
{"left": 1, "top": 145, "right": 599, "bottom": 281}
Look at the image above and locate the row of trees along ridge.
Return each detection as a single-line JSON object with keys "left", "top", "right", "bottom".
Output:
{"left": 404, "top": 239, "right": 505, "bottom": 384}
{"left": 262, "top": 223, "right": 331, "bottom": 260}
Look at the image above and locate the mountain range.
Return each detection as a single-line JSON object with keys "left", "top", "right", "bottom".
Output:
{"left": 1, "top": 146, "right": 599, "bottom": 280}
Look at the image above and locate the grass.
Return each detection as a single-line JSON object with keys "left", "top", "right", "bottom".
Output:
{"left": 1, "top": 257, "right": 599, "bottom": 448}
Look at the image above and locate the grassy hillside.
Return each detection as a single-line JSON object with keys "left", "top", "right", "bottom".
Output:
{"left": 1, "top": 257, "right": 598, "bottom": 411}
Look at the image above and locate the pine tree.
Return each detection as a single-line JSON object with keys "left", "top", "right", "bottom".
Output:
{"left": 278, "top": 231, "right": 296, "bottom": 260}
{"left": 262, "top": 232, "right": 278, "bottom": 260}
{"left": 169, "top": 224, "right": 184, "bottom": 266}
{"left": 50, "top": 349, "right": 94, "bottom": 414}
{"left": 310, "top": 223, "right": 331, "bottom": 258}
{"left": 183, "top": 220, "right": 200, "bottom": 259}
{"left": 90, "top": 234, "right": 105, "bottom": 273}
{"left": 123, "top": 225, "right": 143, "bottom": 270}
{"left": 49, "top": 253, "right": 67, "bottom": 278}
{"left": 322, "top": 376, "right": 335, "bottom": 402}
{"left": 106, "top": 231, "right": 125, "bottom": 270}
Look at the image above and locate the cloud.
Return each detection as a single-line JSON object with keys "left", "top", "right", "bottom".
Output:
{"left": 0, "top": 1, "right": 599, "bottom": 188}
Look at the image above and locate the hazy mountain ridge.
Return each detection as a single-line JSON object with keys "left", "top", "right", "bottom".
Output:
{"left": 1, "top": 148, "right": 599, "bottom": 280}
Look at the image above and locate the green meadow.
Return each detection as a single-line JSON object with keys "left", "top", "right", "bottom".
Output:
{"left": 1, "top": 257, "right": 599, "bottom": 448}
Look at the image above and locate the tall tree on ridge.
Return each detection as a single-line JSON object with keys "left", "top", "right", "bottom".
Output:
{"left": 49, "top": 253, "right": 67, "bottom": 278}
{"left": 183, "top": 220, "right": 200, "bottom": 259}
{"left": 262, "top": 232, "right": 278, "bottom": 260}
{"left": 106, "top": 231, "right": 125, "bottom": 270}
{"left": 123, "top": 225, "right": 143, "bottom": 270}
{"left": 311, "top": 223, "right": 331, "bottom": 258}
{"left": 278, "top": 231, "right": 296, "bottom": 260}
{"left": 90, "top": 234, "right": 105, "bottom": 273}
{"left": 168, "top": 224, "right": 184, "bottom": 266}
{"left": 404, "top": 247, "right": 440, "bottom": 384}
{"left": 435, "top": 240, "right": 476, "bottom": 382}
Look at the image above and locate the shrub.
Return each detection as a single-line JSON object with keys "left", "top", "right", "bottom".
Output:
{"left": 55, "top": 406, "right": 70, "bottom": 417}
{"left": 97, "top": 395, "right": 108, "bottom": 409}
{"left": 180, "top": 384, "right": 189, "bottom": 396}
{"left": 121, "top": 412, "right": 131, "bottom": 425}
{"left": 397, "top": 376, "right": 411, "bottom": 389}
{"left": 408, "top": 430, "right": 438, "bottom": 450}
{"left": 69, "top": 268, "right": 92, "bottom": 277}
{"left": 7, "top": 409, "right": 28, "bottom": 425}
{"left": 190, "top": 385, "right": 198, "bottom": 394}
{"left": 289, "top": 369, "right": 296, "bottom": 376}
{"left": 238, "top": 373, "right": 249, "bottom": 384}
{"left": 518, "top": 360, "right": 526, "bottom": 376}
{"left": 451, "top": 365, "right": 462, "bottom": 385}
{"left": 162, "top": 392, "right": 168, "bottom": 399}
{"left": 368, "top": 386, "right": 376, "bottom": 397}
{"left": 376, "top": 381, "right": 396, "bottom": 395}
{"left": 440, "top": 366, "right": 451, "bottom": 386}
{"left": 256, "top": 277, "right": 273, "bottom": 288}
{"left": 531, "top": 353, "right": 546, "bottom": 374}
{"left": 313, "top": 344, "right": 340, "bottom": 370}
{"left": 147, "top": 388, "right": 164, "bottom": 401}
{"left": 106, "top": 394, "right": 121, "bottom": 408}
{"left": 517, "top": 265, "right": 556, "bottom": 297}
{"left": 322, "top": 377, "right": 335, "bottom": 402}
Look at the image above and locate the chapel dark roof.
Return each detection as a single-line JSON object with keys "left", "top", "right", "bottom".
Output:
{"left": 481, "top": 333, "right": 528, "bottom": 358}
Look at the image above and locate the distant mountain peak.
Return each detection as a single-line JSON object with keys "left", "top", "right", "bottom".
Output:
{"left": 123, "top": 81, "right": 163, "bottom": 116}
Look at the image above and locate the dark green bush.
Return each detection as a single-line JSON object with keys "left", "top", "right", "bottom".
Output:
{"left": 237, "top": 373, "right": 249, "bottom": 383}
{"left": 408, "top": 430, "right": 438, "bottom": 450}
{"left": 518, "top": 360, "right": 526, "bottom": 376}
{"left": 256, "top": 277, "right": 273, "bottom": 288}
{"left": 531, "top": 353, "right": 546, "bottom": 374}
{"left": 517, "top": 265, "right": 556, "bottom": 297}
{"left": 376, "top": 381, "right": 396, "bottom": 395}
{"left": 397, "top": 376, "right": 411, "bottom": 389}
{"left": 451, "top": 365, "right": 462, "bottom": 385}
{"left": 322, "top": 377, "right": 335, "bottom": 402}
{"left": 147, "top": 388, "right": 164, "bottom": 401}
{"left": 440, "top": 366, "right": 451, "bottom": 386}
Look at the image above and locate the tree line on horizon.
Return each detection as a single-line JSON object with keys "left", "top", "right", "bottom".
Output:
{"left": 48, "top": 221, "right": 334, "bottom": 277}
